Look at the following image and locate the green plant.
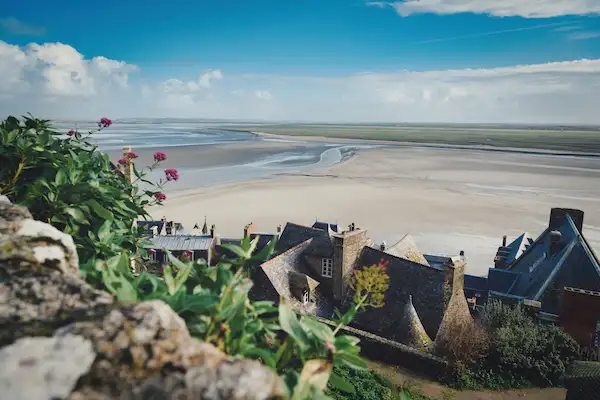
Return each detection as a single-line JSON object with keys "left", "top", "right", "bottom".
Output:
{"left": 450, "top": 300, "right": 579, "bottom": 389}
{"left": 0, "top": 115, "right": 172, "bottom": 284}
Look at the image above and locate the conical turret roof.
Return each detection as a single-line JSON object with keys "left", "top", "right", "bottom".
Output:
{"left": 398, "top": 295, "right": 433, "bottom": 350}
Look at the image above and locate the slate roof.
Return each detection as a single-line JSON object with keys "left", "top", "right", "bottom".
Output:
{"left": 277, "top": 222, "right": 333, "bottom": 257}
{"left": 142, "top": 235, "right": 215, "bottom": 251}
{"left": 249, "top": 233, "right": 279, "bottom": 254}
{"left": 260, "top": 239, "right": 334, "bottom": 318}
{"left": 487, "top": 269, "right": 520, "bottom": 293}
{"left": 484, "top": 211, "right": 600, "bottom": 314}
{"left": 137, "top": 220, "right": 165, "bottom": 236}
{"left": 385, "top": 234, "right": 430, "bottom": 266}
{"left": 506, "top": 233, "right": 534, "bottom": 264}
{"left": 312, "top": 221, "right": 339, "bottom": 233}
{"left": 464, "top": 274, "right": 488, "bottom": 292}
{"left": 507, "top": 215, "right": 600, "bottom": 300}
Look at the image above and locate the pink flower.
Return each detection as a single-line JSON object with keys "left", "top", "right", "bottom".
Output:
{"left": 125, "top": 152, "right": 138, "bottom": 159}
{"left": 114, "top": 167, "right": 123, "bottom": 175}
{"left": 148, "top": 249, "right": 156, "bottom": 255}
{"left": 183, "top": 250, "right": 192, "bottom": 257}
{"left": 118, "top": 158, "right": 128, "bottom": 165}
{"left": 67, "top": 129, "right": 75, "bottom": 137}
{"left": 98, "top": 117, "right": 112, "bottom": 128}
{"left": 153, "top": 151, "right": 167, "bottom": 162}
{"left": 154, "top": 192, "right": 167, "bottom": 201}
{"left": 164, "top": 168, "right": 179, "bottom": 182}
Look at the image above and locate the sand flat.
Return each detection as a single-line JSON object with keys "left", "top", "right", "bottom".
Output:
{"left": 150, "top": 145, "right": 600, "bottom": 275}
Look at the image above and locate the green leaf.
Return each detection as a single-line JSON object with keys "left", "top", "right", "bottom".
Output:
{"left": 163, "top": 264, "right": 176, "bottom": 295}
{"left": 335, "top": 352, "right": 368, "bottom": 371}
{"left": 242, "top": 347, "right": 277, "bottom": 369}
{"left": 328, "top": 372, "right": 356, "bottom": 394}
{"left": 65, "top": 208, "right": 89, "bottom": 225}
{"left": 301, "top": 317, "right": 335, "bottom": 344}
{"left": 278, "top": 297, "right": 309, "bottom": 350}
{"left": 181, "top": 294, "right": 218, "bottom": 313}
{"left": 87, "top": 199, "right": 114, "bottom": 220}
{"left": 55, "top": 168, "right": 67, "bottom": 186}
{"left": 98, "top": 220, "right": 112, "bottom": 242}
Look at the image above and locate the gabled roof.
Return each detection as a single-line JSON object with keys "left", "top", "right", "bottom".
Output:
{"left": 260, "top": 239, "right": 334, "bottom": 317}
{"left": 505, "top": 233, "right": 534, "bottom": 264}
{"left": 142, "top": 235, "right": 214, "bottom": 251}
{"left": 507, "top": 215, "right": 600, "bottom": 301}
{"left": 277, "top": 222, "right": 333, "bottom": 257}
{"left": 384, "top": 234, "right": 430, "bottom": 266}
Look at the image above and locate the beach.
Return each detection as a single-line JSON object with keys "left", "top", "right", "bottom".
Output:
{"left": 136, "top": 137, "right": 600, "bottom": 276}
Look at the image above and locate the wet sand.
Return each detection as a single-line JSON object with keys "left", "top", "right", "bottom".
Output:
{"left": 143, "top": 142, "right": 600, "bottom": 276}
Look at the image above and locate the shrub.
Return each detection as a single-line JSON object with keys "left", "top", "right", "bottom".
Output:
{"left": 453, "top": 300, "right": 580, "bottom": 389}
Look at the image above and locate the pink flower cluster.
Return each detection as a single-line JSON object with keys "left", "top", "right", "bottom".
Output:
{"left": 98, "top": 117, "right": 113, "bottom": 128}
{"left": 154, "top": 152, "right": 167, "bottom": 162}
{"left": 183, "top": 250, "right": 192, "bottom": 257}
{"left": 154, "top": 192, "right": 167, "bottom": 201}
{"left": 164, "top": 168, "right": 179, "bottom": 181}
{"left": 118, "top": 151, "right": 138, "bottom": 165}
{"left": 67, "top": 129, "right": 75, "bottom": 137}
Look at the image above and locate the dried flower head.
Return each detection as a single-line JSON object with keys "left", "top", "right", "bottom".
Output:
{"left": 349, "top": 261, "right": 390, "bottom": 309}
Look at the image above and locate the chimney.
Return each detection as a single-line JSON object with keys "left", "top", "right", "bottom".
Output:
{"left": 210, "top": 224, "right": 215, "bottom": 238}
{"left": 332, "top": 229, "right": 371, "bottom": 302}
{"left": 549, "top": 230, "right": 563, "bottom": 255}
{"left": 380, "top": 241, "right": 387, "bottom": 251}
{"left": 549, "top": 208, "right": 584, "bottom": 233}
{"left": 276, "top": 224, "right": 282, "bottom": 233}
{"left": 243, "top": 224, "right": 249, "bottom": 239}
{"left": 502, "top": 235, "right": 507, "bottom": 247}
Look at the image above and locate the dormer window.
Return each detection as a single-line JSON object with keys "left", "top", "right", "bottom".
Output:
{"left": 321, "top": 258, "right": 333, "bottom": 278}
{"left": 303, "top": 290, "right": 310, "bottom": 304}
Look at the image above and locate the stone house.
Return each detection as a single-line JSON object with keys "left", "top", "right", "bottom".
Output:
{"left": 252, "top": 220, "right": 468, "bottom": 346}
{"left": 463, "top": 208, "right": 600, "bottom": 346}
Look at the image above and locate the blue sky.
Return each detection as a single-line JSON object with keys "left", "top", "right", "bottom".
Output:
{"left": 1, "top": 0, "right": 600, "bottom": 122}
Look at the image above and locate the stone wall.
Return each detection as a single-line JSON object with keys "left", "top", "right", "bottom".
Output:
{"left": 316, "top": 317, "right": 449, "bottom": 379}
{"left": 0, "top": 196, "right": 285, "bottom": 400}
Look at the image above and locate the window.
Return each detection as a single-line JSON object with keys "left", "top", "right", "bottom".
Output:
{"left": 303, "top": 290, "right": 310, "bottom": 304}
{"left": 321, "top": 258, "right": 333, "bottom": 278}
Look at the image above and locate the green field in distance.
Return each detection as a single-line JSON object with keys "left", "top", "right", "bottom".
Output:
{"left": 229, "top": 124, "right": 600, "bottom": 154}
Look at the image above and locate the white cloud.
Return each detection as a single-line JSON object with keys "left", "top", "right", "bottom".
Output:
{"left": 1, "top": 40, "right": 600, "bottom": 123}
{"left": 370, "top": 0, "right": 600, "bottom": 18}
{"left": 0, "top": 17, "right": 45, "bottom": 36}
{"left": 255, "top": 90, "right": 273, "bottom": 100}
{"left": 567, "top": 31, "right": 600, "bottom": 39}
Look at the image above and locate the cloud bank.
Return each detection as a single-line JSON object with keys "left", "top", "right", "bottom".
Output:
{"left": 1, "top": 40, "right": 600, "bottom": 124}
{"left": 368, "top": 0, "right": 600, "bottom": 18}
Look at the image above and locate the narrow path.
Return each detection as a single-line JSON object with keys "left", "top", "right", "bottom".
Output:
{"left": 369, "top": 362, "right": 566, "bottom": 400}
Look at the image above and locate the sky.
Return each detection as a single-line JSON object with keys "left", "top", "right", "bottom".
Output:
{"left": 1, "top": 0, "right": 600, "bottom": 123}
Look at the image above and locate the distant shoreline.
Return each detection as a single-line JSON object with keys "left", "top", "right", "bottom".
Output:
{"left": 218, "top": 127, "right": 600, "bottom": 158}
